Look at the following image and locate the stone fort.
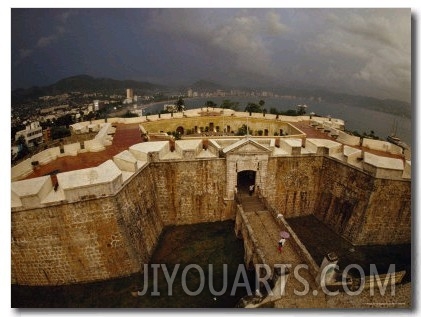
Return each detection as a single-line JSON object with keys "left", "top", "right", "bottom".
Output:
{"left": 11, "top": 108, "right": 411, "bottom": 299}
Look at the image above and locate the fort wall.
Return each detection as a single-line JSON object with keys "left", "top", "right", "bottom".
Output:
{"left": 11, "top": 196, "right": 141, "bottom": 285}
{"left": 265, "top": 156, "right": 324, "bottom": 218}
{"left": 140, "top": 115, "right": 301, "bottom": 137}
{"left": 312, "top": 158, "right": 411, "bottom": 245}
{"left": 11, "top": 157, "right": 236, "bottom": 285}
{"left": 151, "top": 159, "right": 235, "bottom": 226}
{"left": 358, "top": 177, "right": 411, "bottom": 245}
{"left": 11, "top": 115, "right": 411, "bottom": 286}
{"left": 11, "top": 164, "right": 162, "bottom": 285}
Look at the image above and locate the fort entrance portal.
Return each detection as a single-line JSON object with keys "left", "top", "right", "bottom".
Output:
{"left": 223, "top": 139, "right": 271, "bottom": 200}
{"left": 237, "top": 170, "right": 256, "bottom": 194}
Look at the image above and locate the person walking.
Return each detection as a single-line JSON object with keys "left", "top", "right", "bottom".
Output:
{"left": 249, "top": 184, "right": 255, "bottom": 196}
{"left": 278, "top": 238, "right": 286, "bottom": 253}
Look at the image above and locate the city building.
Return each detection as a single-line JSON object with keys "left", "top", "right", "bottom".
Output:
{"left": 42, "top": 127, "right": 52, "bottom": 143}
{"left": 93, "top": 100, "right": 105, "bottom": 111}
{"left": 15, "top": 121, "right": 43, "bottom": 147}
{"left": 126, "top": 88, "right": 134, "bottom": 99}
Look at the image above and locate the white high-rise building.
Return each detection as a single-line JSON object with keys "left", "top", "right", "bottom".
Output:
{"left": 126, "top": 88, "right": 134, "bottom": 99}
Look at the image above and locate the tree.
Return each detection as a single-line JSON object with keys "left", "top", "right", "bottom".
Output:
{"left": 121, "top": 110, "right": 139, "bottom": 118}
{"left": 205, "top": 100, "right": 217, "bottom": 109}
{"left": 259, "top": 99, "right": 265, "bottom": 107}
{"left": 85, "top": 111, "right": 96, "bottom": 121}
{"left": 245, "top": 102, "right": 262, "bottom": 113}
{"left": 54, "top": 113, "right": 74, "bottom": 128}
{"left": 16, "top": 135, "right": 29, "bottom": 158}
{"left": 175, "top": 97, "right": 185, "bottom": 112}
{"left": 220, "top": 99, "right": 240, "bottom": 111}
{"left": 236, "top": 124, "right": 252, "bottom": 136}
{"left": 269, "top": 107, "right": 279, "bottom": 115}
{"left": 280, "top": 109, "right": 298, "bottom": 116}
{"left": 297, "top": 105, "right": 307, "bottom": 115}
{"left": 51, "top": 126, "right": 71, "bottom": 140}
{"left": 11, "top": 124, "right": 25, "bottom": 142}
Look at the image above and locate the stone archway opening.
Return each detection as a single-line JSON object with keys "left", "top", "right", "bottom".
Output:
{"left": 237, "top": 170, "right": 256, "bottom": 194}
{"left": 176, "top": 126, "right": 184, "bottom": 135}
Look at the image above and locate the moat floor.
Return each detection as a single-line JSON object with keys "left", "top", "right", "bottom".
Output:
{"left": 287, "top": 215, "right": 411, "bottom": 282}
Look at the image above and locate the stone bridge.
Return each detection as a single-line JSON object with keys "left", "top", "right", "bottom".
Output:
{"left": 233, "top": 193, "right": 407, "bottom": 308}
{"left": 234, "top": 192, "right": 323, "bottom": 306}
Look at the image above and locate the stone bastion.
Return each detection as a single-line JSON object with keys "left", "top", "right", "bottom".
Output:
{"left": 11, "top": 109, "right": 411, "bottom": 286}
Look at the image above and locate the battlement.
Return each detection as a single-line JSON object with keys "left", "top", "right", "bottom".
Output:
{"left": 12, "top": 122, "right": 115, "bottom": 181}
{"left": 11, "top": 135, "right": 410, "bottom": 211}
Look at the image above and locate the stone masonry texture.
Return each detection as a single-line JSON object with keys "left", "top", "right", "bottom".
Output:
{"left": 11, "top": 155, "right": 410, "bottom": 285}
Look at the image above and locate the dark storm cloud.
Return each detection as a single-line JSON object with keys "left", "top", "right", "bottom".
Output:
{"left": 14, "top": 10, "right": 77, "bottom": 63}
{"left": 11, "top": 8, "right": 411, "bottom": 102}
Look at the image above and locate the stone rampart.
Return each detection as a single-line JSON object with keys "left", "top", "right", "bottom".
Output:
{"left": 313, "top": 158, "right": 411, "bottom": 245}
{"left": 62, "top": 142, "right": 81, "bottom": 156}
{"left": 264, "top": 155, "right": 324, "bottom": 218}
{"left": 11, "top": 163, "right": 161, "bottom": 285}
{"left": 11, "top": 154, "right": 235, "bottom": 285}
{"left": 336, "top": 130, "right": 361, "bottom": 146}
{"left": 362, "top": 138, "right": 403, "bottom": 155}
{"left": 11, "top": 134, "right": 411, "bottom": 285}
{"left": 151, "top": 158, "right": 235, "bottom": 226}
{"left": 11, "top": 158, "right": 33, "bottom": 181}
{"left": 140, "top": 115, "right": 304, "bottom": 138}
{"left": 12, "top": 123, "right": 115, "bottom": 181}
{"left": 83, "top": 123, "right": 114, "bottom": 152}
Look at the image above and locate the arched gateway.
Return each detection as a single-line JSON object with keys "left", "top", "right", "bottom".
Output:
{"left": 222, "top": 138, "right": 271, "bottom": 200}
{"left": 237, "top": 170, "right": 256, "bottom": 194}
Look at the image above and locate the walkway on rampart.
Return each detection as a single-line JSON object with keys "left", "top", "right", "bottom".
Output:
{"left": 23, "top": 119, "right": 405, "bottom": 180}
{"left": 294, "top": 121, "right": 405, "bottom": 160}
{"left": 238, "top": 193, "right": 325, "bottom": 307}
{"left": 25, "top": 123, "right": 142, "bottom": 179}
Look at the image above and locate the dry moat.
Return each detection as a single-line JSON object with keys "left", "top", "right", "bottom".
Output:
{"left": 12, "top": 218, "right": 410, "bottom": 308}
{"left": 12, "top": 221, "right": 255, "bottom": 308}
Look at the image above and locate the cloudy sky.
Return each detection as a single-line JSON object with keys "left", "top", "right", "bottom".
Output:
{"left": 11, "top": 8, "right": 411, "bottom": 102}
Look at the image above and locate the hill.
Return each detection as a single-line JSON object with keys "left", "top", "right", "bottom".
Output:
{"left": 49, "top": 75, "right": 164, "bottom": 93}
{"left": 12, "top": 75, "right": 166, "bottom": 104}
